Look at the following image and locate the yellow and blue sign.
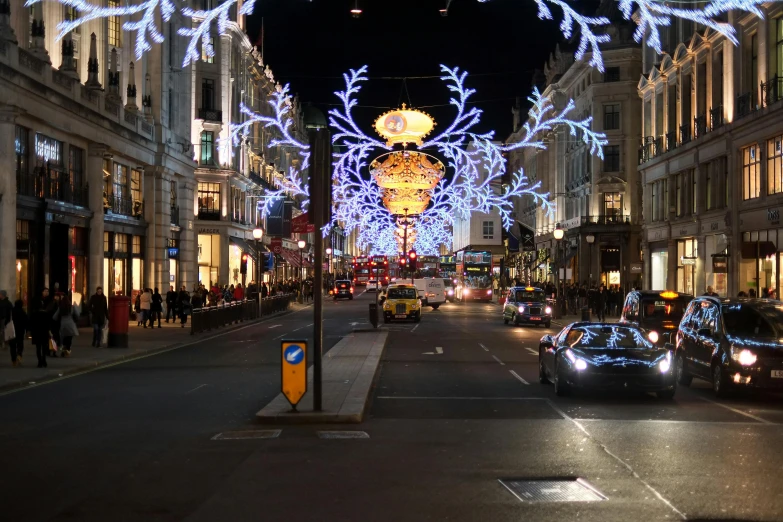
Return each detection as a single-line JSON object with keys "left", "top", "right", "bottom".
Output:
{"left": 281, "top": 340, "right": 307, "bottom": 408}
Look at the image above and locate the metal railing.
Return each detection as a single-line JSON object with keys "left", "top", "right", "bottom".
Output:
{"left": 665, "top": 130, "right": 678, "bottom": 152}
{"left": 190, "top": 299, "right": 259, "bottom": 334}
{"left": 582, "top": 214, "right": 631, "bottom": 225}
{"left": 762, "top": 75, "right": 783, "bottom": 107}
{"left": 260, "top": 293, "right": 296, "bottom": 315}
{"left": 197, "top": 209, "right": 221, "bottom": 221}
{"left": 17, "top": 165, "right": 89, "bottom": 206}
{"left": 198, "top": 108, "right": 223, "bottom": 122}
{"left": 709, "top": 105, "right": 724, "bottom": 130}
{"left": 249, "top": 170, "right": 270, "bottom": 189}
{"left": 680, "top": 124, "right": 692, "bottom": 145}
{"left": 736, "top": 92, "right": 753, "bottom": 119}
{"left": 694, "top": 114, "right": 707, "bottom": 139}
{"left": 105, "top": 194, "right": 143, "bottom": 218}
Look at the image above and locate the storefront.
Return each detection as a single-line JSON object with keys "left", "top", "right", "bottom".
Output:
{"left": 197, "top": 229, "right": 221, "bottom": 287}
{"left": 737, "top": 206, "right": 783, "bottom": 297}
{"left": 15, "top": 220, "right": 30, "bottom": 307}
{"left": 600, "top": 247, "right": 621, "bottom": 287}
{"left": 649, "top": 241, "right": 669, "bottom": 290}
{"left": 103, "top": 231, "right": 145, "bottom": 297}
{"left": 676, "top": 238, "right": 697, "bottom": 295}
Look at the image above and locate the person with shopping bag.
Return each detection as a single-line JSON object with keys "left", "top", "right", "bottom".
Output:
{"left": 0, "top": 290, "right": 15, "bottom": 355}
{"left": 52, "top": 292, "right": 79, "bottom": 357}
{"left": 89, "top": 287, "right": 108, "bottom": 347}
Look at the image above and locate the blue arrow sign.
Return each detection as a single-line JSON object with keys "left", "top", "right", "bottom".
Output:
{"left": 284, "top": 345, "right": 304, "bottom": 365}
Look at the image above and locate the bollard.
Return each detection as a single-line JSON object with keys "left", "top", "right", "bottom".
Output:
{"left": 581, "top": 306, "right": 591, "bottom": 322}
{"left": 369, "top": 302, "right": 378, "bottom": 329}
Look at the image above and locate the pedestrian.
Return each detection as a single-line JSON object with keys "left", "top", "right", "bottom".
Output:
{"left": 10, "top": 299, "right": 27, "bottom": 366}
{"left": 261, "top": 282, "right": 268, "bottom": 299}
{"left": 0, "top": 290, "right": 12, "bottom": 353}
{"left": 135, "top": 291, "right": 142, "bottom": 326}
{"left": 140, "top": 288, "right": 152, "bottom": 328}
{"left": 30, "top": 300, "right": 50, "bottom": 368}
{"left": 703, "top": 286, "right": 719, "bottom": 297}
{"left": 151, "top": 287, "right": 163, "bottom": 328}
{"left": 89, "top": 287, "right": 108, "bottom": 347}
{"left": 177, "top": 286, "right": 191, "bottom": 328}
{"left": 165, "top": 286, "right": 177, "bottom": 323}
{"left": 749, "top": 288, "right": 757, "bottom": 298}
{"left": 597, "top": 285, "right": 607, "bottom": 322}
{"left": 234, "top": 283, "right": 244, "bottom": 301}
{"left": 53, "top": 292, "right": 79, "bottom": 357}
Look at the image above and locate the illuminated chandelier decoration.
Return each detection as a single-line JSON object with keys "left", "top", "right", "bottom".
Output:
{"left": 25, "top": 0, "right": 775, "bottom": 71}
{"left": 371, "top": 151, "right": 444, "bottom": 191}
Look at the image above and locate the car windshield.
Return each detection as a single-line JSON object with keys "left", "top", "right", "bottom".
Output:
{"left": 641, "top": 298, "right": 687, "bottom": 323}
{"left": 514, "top": 290, "right": 544, "bottom": 302}
{"left": 388, "top": 288, "right": 416, "bottom": 299}
{"left": 721, "top": 303, "right": 781, "bottom": 338}
{"left": 565, "top": 325, "right": 652, "bottom": 349}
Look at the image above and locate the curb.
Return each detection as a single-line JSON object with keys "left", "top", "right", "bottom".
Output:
{"left": 0, "top": 307, "right": 303, "bottom": 395}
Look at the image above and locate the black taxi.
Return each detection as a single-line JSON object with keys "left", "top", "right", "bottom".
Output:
{"left": 332, "top": 280, "right": 354, "bottom": 301}
{"left": 503, "top": 286, "right": 552, "bottom": 328}
{"left": 620, "top": 290, "right": 693, "bottom": 346}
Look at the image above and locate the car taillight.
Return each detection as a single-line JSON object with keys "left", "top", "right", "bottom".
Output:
{"left": 350, "top": 288, "right": 354, "bottom": 293}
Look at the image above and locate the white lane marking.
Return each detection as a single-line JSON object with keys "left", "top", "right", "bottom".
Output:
{"left": 273, "top": 333, "right": 287, "bottom": 340}
{"left": 411, "top": 323, "right": 420, "bottom": 332}
{"left": 544, "top": 399, "right": 686, "bottom": 520}
{"left": 422, "top": 346, "right": 443, "bottom": 355}
{"left": 526, "top": 347, "right": 539, "bottom": 356}
{"left": 509, "top": 370, "right": 529, "bottom": 385}
{"left": 212, "top": 430, "right": 281, "bottom": 440}
{"left": 376, "top": 396, "right": 541, "bottom": 400}
{"left": 492, "top": 355, "right": 505, "bottom": 366}
{"left": 291, "top": 323, "right": 314, "bottom": 332}
{"left": 698, "top": 396, "right": 774, "bottom": 425}
{"left": 186, "top": 384, "right": 209, "bottom": 394}
{"left": 317, "top": 431, "right": 370, "bottom": 439}
{"left": 479, "top": 343, "right": 489, "bottom": 352}
{"left": 268, "top": 324, "right": 282, "bottom": 329}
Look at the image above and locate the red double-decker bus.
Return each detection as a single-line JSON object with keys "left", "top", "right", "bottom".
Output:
{"left": 353, "top": 256, "right": 371, "bottom": 286}
{"left": 371, "top": 256, "right": 389, "bottom": 285}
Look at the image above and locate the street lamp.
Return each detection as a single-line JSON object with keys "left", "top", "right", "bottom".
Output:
{"left": 298, "top": 239, "right": 306, "bottom": 282}
{"left": 586, "top": 233, "right": 595, "bottom": 286}
{"left": 253, "top": 227, "right": 263, "bottom": 317}
{"left": 553, "top": 224, "right": 565, "bottom": 318}
{"left": 326, "top": 247, "right": 332, "bottom": 278}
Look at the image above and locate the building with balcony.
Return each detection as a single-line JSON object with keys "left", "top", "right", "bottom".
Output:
{"left": 637, "top": 5, "right": 783, "bottom": 297}
{"left": 507, "top": 5, "right": 644, "bottom": 290}
{"left": 1, "top": 0, "right": 195, "bottom": 307}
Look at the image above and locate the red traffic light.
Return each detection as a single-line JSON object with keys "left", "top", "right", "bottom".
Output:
{"left": 399, "top": 258, "right": 406, "bottom": 266}
{"left": 408, "top": 251, "right": 417, "bottom": 259}
{"left": 241, "top": 254, "right": 248, "bottom": 261}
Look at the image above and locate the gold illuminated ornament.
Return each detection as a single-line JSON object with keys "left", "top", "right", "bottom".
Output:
{"left": 371, "top": 151, "right": 444, "bottom": 190}
{"left": 374, "top": 104, "right": 436, "bottom": 146}
{"left": 381, "top": 187, "right": 431, "bottom": 216}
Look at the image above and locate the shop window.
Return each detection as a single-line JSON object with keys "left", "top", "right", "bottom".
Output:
{"left": 604, "top": 103, "right": 620, "bottom": 130}
{"left": 132, "top": 235, "right": 143, "bottom": 255}
{"left": 15, "top": 126, "right": 29, "bottom": 177}
{"left": 131, "top": 168, "right": 142, "bottom": 203}
{"left": 69, "top": 146, "right": 84, "bottom": 190}
{"left": 603, "top": 192, "right": 622, "bottom": 221}
{"left": 604, "top": 145, "right": 620, "bottom": 172}
{"left": 107, "top": 0, "right": 121, "bottom": 48}
{"left": 114, "top": 233, "right": 128, "bottom": 254}
{"left": 113, "top": 163, "right": 128, "bottom": 200}
{"left": 742, "top": 144, "right": 760, "bottom": 200}
{"left": 198, "top": 182, "right": 220, "bottom": 217}
{"left": 200, "top": 131, "right": 214, "bottom": 164}
{"left": 482, "top": 221, "right": 494, "bottom": 239}
{"left": 768, "top": 136, "right": 783, "bottom": 195}
{"left": 35, "top": 133, "right": 63, "bottom": 167}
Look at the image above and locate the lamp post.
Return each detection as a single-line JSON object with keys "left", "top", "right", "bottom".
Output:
{"left": 297, "top": 239, "right": 306, "bottom": 282}
{"left": 586, "top": 233, "right": 595, "bottom": 287}
{"left": 253, "top": 227, "right": 264, "bottom": 317}
{"left": 553, "top": 224, "right": 565, "bottom": 318}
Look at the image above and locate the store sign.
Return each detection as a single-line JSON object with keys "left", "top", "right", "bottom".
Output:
{"left": 768, "top": 208, "right": 781, "bottom": 225}
{"left": 167, "top": 247, "right": 179, "bottom": 258}
{"left": 630, "top": 262, "right": 643, "bottom": 274}
{"left": 292, "top": 213, "right": 315, "bottom": 233}
{"left": 681, "top": 257, "right": 697, "bottom": 265}
{"left": 713, "top": 255, "right": 728, "bottom": 273}
{"left": 198, "top": 228, "right": 219, "bottom": 235}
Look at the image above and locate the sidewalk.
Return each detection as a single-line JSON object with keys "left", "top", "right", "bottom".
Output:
{"left": 0, "top": 301, "right": 311, "bottom": 393}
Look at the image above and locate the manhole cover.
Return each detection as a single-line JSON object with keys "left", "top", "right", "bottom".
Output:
{"left": 211, "top": 430, "right": 281, "bottom": 440}
{"left": 499, "top": 478, "right": 606, "bottom": 503}
{"left": 316, "top": 431, "right": 370, "bottom": 439}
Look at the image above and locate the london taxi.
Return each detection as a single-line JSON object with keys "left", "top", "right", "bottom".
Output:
{"left": 503, "top": 286, "right": 552, "bottom": 328}
{"left": 332, "top": 280, "right": 354, "bottom": 301}
{"left": 382, "top": 284, "right": 422, "bottom": 323}
{"left": 620, "top": 290, "right": 693, "bottom": 346}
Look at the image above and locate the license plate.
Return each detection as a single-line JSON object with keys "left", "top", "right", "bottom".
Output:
{"left": 772, "top": 370, "right": 783, "bottom": 379}
{"left": 395, "top": 314, "right": 407, "bottom": 319}
{"left": 530, "top": 316, "right": 541, "bottom": 321}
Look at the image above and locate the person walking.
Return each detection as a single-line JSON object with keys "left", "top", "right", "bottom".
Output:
{"left": 0, "top": 290, "right": 13, "bottom": 354}
{"left": 151, "top": 288, "right": 163, "bottom": 328}
{"left": 89, "top": 287, "right": 108, "bottom": 347}
{"left": 10, "top": 299, "right": 27, "bottom": 366}
{"left": 134, "top": 292, "right": 142, "bottom": 326}
{"left": 30, "top": 300, "right": 50, "bottom": 368}
{"left": 140, "top": 288, "right": 152, "bottom": 328}
{"left": 165, "top": 286, "right": 177, "bottom": 323}
{"left": 597, "top": 285, "right": 607, "bottom": 322}
{"left": 233, "top": 283, "right": 244, "bottom": 302}
{"left": 53, "top": 292, "right": 79, "bottom": 357}
{"left": 177, "top": 286, "right": 191, "bottom": 328}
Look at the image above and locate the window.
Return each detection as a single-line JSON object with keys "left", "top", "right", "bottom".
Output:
{"left": 202, "top": 79, "right": 214, "bottom": 110}
{"left": 675, "top": 173, "right": 683, "bottom": 216}
{"left": 482, "top": 220, "right": 494, "bottom": 239}
{"left": 751, "top": 33, "right": 759, "bottom": 106}
{"left": 64, "top": 6, "right": 79, "bottom": 33}
{"left": 706, "top": 164, "right": 713, "bottom": 210}
{"left": 132, "top": 235, "right": 143, "bottom": 255}
{"left": 603, "top": 145, "right": 620, "bottom": 172}
{"left": 201, "top": 37, "right": 214, "bottom": 64}
{"left": 200, "top": 131, "right": 214, "bottom": 164}
{"left": 604, "top": 192, "right": 622, "bottom": 220}
{"left": 131, "top": 168, "right": 142, "bottom": 203}
{"left": 768, "top": 135, "right": 783, "bottom": 195}
{"left": 604, "top": 67, "right": 620, "bottom": 82}
{"left": 69, "top": 146, "right": 83, "bottom": 190}
{"left": 198, "top": 182, "right": 220, "bottom": 215}
{"left": 201, "top": 0, "right": 213, "bottom": 8}
{"left": 170, "top": 180, "right": 177, "bottom": 208}
{"left": 651, "top": 182, "right": 658, "bottom": 221}
{"left": 34, "top": 134, "right": 63, "bottom": 167}
{"left": 114, "top": 233, "right": 128, "bottom": 253}
{"left": 777, "top": 18, "right": 783, "bottom": 77}
{"left": 742, "top": 144, "right": 761, "bottom": 200}
{"left": 603, "top": 103, "right": 620, "bottom": 130}
{"left": 692, "top": 170, "right": 697, "bottom": 214}
{"left": 15, "top": 126, "right": 28, "bottom": 177}
{"left": 113, "top": 163, "right": 128, "bottom": 200}
{"left": 107, "top": 0, "right": 121, "bottom": 48}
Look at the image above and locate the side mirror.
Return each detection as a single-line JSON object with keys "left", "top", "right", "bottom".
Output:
{"left": 540, "top": 334, "right": 554, "bottom": 349}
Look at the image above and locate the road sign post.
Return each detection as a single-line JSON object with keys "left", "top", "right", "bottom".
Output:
{"left": 281, "top": 340, "right": 307, "bottom": 411}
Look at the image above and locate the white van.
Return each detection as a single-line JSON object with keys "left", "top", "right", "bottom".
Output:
{"left": 414, "top": 278, "right": 446, "bottom": 309}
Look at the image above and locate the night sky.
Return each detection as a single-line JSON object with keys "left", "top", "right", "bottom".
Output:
{"left": 247, "top": 0, "right": 599, "bottom": 138}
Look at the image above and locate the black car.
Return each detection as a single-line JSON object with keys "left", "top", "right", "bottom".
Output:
{"left": 332, "top": 280, "right": 354, "bottom": 300}
{"left": 539, "top": 323, "right": 676, "bottom": 398}
{"left": 620, "top": 290, "right": 693, "bottom": 346}
{"left": 675, "top": 297, "right": 783, "bottom": 397}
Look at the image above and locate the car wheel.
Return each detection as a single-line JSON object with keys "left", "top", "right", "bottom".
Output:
{"left": 712, "top": 363, "right": 731, "bottom": 398}
{"left": 554, "top": 359, "right": 569, "bottom": 396}
{"left": 545, "top": 321, "right": 551, "bottom": 328}
{"left": 676, "top": 354, "right": 692, "bottom": 386}
{"left": 539, "top": 350, "right": 549, "bottom": 384}
{"left": 432, "top": 304, "right": 440, "bottom": 310}
{"left": 656, "top": 388, "right": 676, "bottom": 400}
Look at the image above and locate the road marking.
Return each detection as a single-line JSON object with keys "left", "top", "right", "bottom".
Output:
{"left": 544, "top": 399, "right": 686, "bottom": 520}
{"left": 411, "top": 323, "right": 420, "bottom": 332}
{"left": 317, "top": 431, "right": 370, "bottom": 439}
{"left": 376, "top": 396, "right": 541, "bottom": 400}
{"left": 492, "top": 355, "right": 505, "bottom": 366}
{"left": 291, "top": 323, "right": 314, "bottom": 332}
{"left": 423, "top": 347, "right": 443, "bottom": 355}
{"left": 273, "top": 333, "right": 287, "bottom": 340}
{"left": 698, "top": 397, "right": 774, "bottom": 425}
{"left": 212, "top": 430, "right": 281, "bottom": 440}
{"left": 509, "top": 370, "right": 529, "bottom": 385}
{"left": 526, "top": 347, "right": 538, "bottom": 356}
{"left": 268, "top": 324, "right": 282, "bottom": 329}
{"left": 186, "top": 384, "right": 209, "bottom": 394}
{"left": 479, "top": 343, "right": 489, "bottom": 351}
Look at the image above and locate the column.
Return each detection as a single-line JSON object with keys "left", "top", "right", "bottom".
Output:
{"left": 87, "top": 144, "right": 107, "bottom": 294}
{"left": 0, "top": 108, "right": 18, "bottom": 295}
{"left": 666, "top": 239, "right": 678, "bottom": 290}
{"left": 696, "top": 236, "right": 707, "bottom": 295}
{"left": 641, "top": 241, "right": 650, "bottom": 290}
{"left": 179, "top": 181, "right": 196, "bottom": 289}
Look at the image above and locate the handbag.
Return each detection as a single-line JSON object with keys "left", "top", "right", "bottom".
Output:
{"left": 49, "top": 336, "right": 58, "bottom": 354}
{"left": 101, "top": 320, "right": 109, "bottom": 346}
{"left": 3, "top": 321, "right": 15, "bottom": 342}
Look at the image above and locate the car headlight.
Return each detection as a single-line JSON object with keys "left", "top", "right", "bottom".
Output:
{"left": 731, "top": 346, "right": 757, "bottom": 366}
{"left": 518, "top": 305, "right": 525, "bottom": 313}
{"left": 487, "top": 290, "right": 492, "bottom": 295}
{"left": 464, "top": 288, "right": 470, "bottom": 295}
{"left": 411, "top": 302, "right": 419, "bottom": 309}
{"left": 383, "top": 303, "right": 391, "bottom": 310}
{"left": 545, "top": 306, "right": 552, "bottom": 315}
{"left": 659, "top": 351, "right": 672, "bottom": 373}
{"left": 648, "top": 330, "right": 660, "bottom": 344}
{"left": 447, "top": 289, "right": 454, "bottom": 295}
{"left": 574, "top": 359, "right": 588, "bottom": 371}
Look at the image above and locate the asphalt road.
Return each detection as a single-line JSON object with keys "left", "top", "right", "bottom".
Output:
{"left": 1, "top": 291, "right": 782, "bottom": 521}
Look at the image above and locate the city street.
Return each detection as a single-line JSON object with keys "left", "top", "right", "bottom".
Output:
{"left": 1, "top": 291, "right": 782, "bottom": 521}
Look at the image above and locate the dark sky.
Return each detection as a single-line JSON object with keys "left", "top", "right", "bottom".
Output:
{"left": 247, "top": 0, "right": 595, "bottom": 138}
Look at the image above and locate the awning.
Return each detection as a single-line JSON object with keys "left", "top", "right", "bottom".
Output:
{"left": 741, "top": 241, "right": 777, "bottom": 259}
{"left": 279, "top": 248, "right": 301, "bottom": 268}
{"left": 229, "top": 237, "right": 257, "bottom": 263}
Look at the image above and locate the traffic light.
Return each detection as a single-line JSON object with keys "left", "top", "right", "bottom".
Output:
{"left": 261, "top": 252, "right": 273, "bottom": 273}
{"left": 408, "top": 250, "right": 417, "bottom": 271}
{"left": 240, "top": 253, "right": 248, "bottom": 275}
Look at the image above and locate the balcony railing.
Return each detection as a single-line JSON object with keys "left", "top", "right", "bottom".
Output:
{"left": 709, "top": 105, "right": 724, "bottom": 130}
{"left": 105, "top": 194, "right": 143, "bottom": 218}
{"left": 762, "top": 75, "right": 783, "bottom": 107}
{"left": 736, "top": 92, "right": 753, "bottom": 119}
{"left": 582, "top": 215, "right": 632, "bottom": 225}
{"left": 665, "top": 130, "right": 678, "bottom": 152}
{"left": 694, "top": 114, "right": 707, "bottom": 139}
{"left": 638, "top": 136, "right": 655, "bottom": 164}
{"left": 230, "top": 214, "right": 247, "bottom": 225}
{"left": 197, "top": 209, "right": 221, "bottom": 221}
{"left": 249, "top": 170, "right": 270, "bottom": 190}
{"left": 17, "top": 165, "right": 88, "bottom": 206}
{"left": 170, "top": 205, "right": 180, "bottom": 226}
{"left": 680, "top": 124, "right": 692, "bottom": 145}
{"left": 198, "top": 108, "right": 222, "bottom": 122}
